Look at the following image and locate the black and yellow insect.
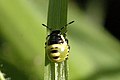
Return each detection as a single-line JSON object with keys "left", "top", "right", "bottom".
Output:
{"left": 42, "top": 21, "right": 74, "bottom": 62}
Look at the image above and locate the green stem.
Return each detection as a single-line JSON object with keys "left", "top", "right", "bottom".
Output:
{"left": 44, "top": 0, "right": 69, "bottom": 80}
{"left": 47, "top": 0, "right": 68, "bottom": 30}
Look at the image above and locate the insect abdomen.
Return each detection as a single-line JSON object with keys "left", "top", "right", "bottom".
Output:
{"left": 50, "top": 50, "right": 60, "bottom": 60}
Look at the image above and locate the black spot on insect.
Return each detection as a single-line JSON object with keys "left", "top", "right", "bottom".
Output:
{"left": 53, "top": 56, "right": 59, "bottom": 59}
{"left": 45, "top": 42, "right": 47, "bottom": 45}
{"left": 65, "top": 39, "right": 68, "bottom": 44}
{"left": 51, "top": 50, "right": 58, "bottom": 53}
{"left": 65, "top": 57, "right": 68, "bottom": 60}
{"left": 68, "top": 45, "right": 70, "bottom": 50}
{"left": 51, "top": 48, "right": 54, "bottom": 49}
{"left": 55, "top": 47, "right": 58, "bottom": 49}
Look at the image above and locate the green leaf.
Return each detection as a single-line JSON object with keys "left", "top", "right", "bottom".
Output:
{"left": 44, "top": 0, "right": 69, "bottom": 80}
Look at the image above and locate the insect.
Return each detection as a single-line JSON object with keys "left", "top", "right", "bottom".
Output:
{"left": 42, "top": 21, "right": 74, "bottom": 62}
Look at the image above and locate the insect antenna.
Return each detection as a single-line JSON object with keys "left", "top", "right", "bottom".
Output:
{"left": 42, "top": 24, "right": 52, "bottom": 30}
{"left": 60, "top": 21, "right": 74, "bottom": 30}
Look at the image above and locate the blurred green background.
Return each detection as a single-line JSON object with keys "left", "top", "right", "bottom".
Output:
{"left": 0, "top": 0, "right": 120, "bottom": 80}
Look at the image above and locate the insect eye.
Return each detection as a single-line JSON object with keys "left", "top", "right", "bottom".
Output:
{"left": 51, "top": 50, "right": 58, "bottom": 53}
{"left": 53, "top": 56, "right": 59, "bottom": 59}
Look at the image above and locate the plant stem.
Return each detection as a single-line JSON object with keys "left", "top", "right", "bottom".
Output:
{"left": 44, "top": 0, "right": 69, "bottom": 80}
{"left": 47, "top": 0, "right": 68, "bottom": 30}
